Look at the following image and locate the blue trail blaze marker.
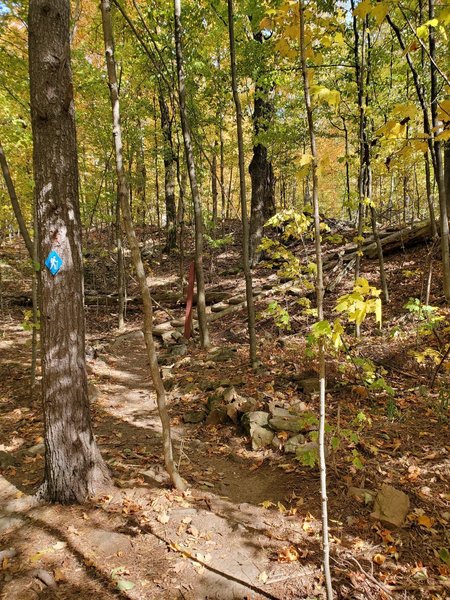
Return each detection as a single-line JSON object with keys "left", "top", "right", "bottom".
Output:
{"left": 45, "top": 250, "right": 63, "bottom": 276}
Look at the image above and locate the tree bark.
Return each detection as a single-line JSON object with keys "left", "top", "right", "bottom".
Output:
{"left": 227, "top": 0, "right": 257, "bottom": 368}
{"left": 158, "top": 92, "right": 177, "bottom": 251}
{"left": 429, "top": 0, "right": 450, "bottom": 301}
{"left": 0, "top": 139, "right": 34, "bottom": 259}
{"left": 29, "top": 0, "right": 110, "bottom": 503}
{"left": 211, "top": 140, "right": 218, "bottom": 233}
{"left": 445, "top": 141, "right": 450, "bottom": 216}
{"left": 249, "top": 31, "right": 276, "bottom": 264}
{"left": 100, "top": 0, "right": 185, "bottom": 491}
{"left": 299, "top": 3, "right": 332, "bottom": 597}
{"left": 173, "top": 0, "right": 209, "bottom": 348}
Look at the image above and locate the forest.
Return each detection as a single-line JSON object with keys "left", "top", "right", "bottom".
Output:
{"left": 0, "top": 0, "right": 449, "bottom": 598}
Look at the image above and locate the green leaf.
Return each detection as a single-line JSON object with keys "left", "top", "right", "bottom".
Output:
{"left": 438, "top": 548, "right": 450, "bottom": 565}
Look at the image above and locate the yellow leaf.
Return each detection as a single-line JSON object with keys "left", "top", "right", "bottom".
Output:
{"left": 435, "top": 129, "right": 450, "bottom": 141}
{"left": 372, "top": 2, "right": 389, "bottom": 25}
{"left": 258, "top": 571, "right": 268, "bottom": 584}
{"left": 373, "top": 553, "right": 387, "bottom": 565}
{"left": 392, "top": 102, "right": 418, "bottom": 120}
{"left": 353, "top": 0, "right": 372, "bottom": 20}
{"left": 277, "top": 502, "right": 287, "bottom": 513}
{"left": 418, "top": 515, "right": 434, "bottom": 528}
{"left": 437, "top": 100, "right": 450, "bottom": 122}
{"left": 334, "top": 32, "right": 345, "bottom": 46}
{"left": 260, "top": 500, "right": 275, "bottom": 509}
{"left": 417, "top": 24, "right": 429, "bottom": 40}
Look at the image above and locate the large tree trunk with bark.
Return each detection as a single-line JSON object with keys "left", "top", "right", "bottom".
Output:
{"left": 28, "top": 0, "right": 110, "bottom": 503}
{"left": 249, "top": 31, "right": 275, "bottom": 264}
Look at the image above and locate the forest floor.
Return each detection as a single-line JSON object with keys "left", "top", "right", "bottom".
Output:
{"left": 0, "top": 223, "right": 449, "bottom": 600}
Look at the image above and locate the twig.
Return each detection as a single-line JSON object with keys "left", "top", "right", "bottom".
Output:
{"left": 335, "top": 554, "right": 394, "bottom": 597}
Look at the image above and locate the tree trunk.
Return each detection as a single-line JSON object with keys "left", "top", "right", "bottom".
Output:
{"left": 28, "top": 0, "right": 110, "bottom": 503}
{"left": 173, "top": 0, "right": 209, "bottom": 348}
{"left": 158, "top": 93, "right": 177, "bottom": 252}
{"left": 299, "top": 3, "right": 332, "bottom": 597}
{"left": 445, "top": 142, "right": 450, "bottom": 216}
{"left": 0, "top": 139, "right": 34, "bottom": 259}
{"left": 227, "top": 0, "right": 257, "bottom": 368}
{"left": 211, "top": 140, "right": 218, "bottom": 234}
{"left": 100, "top": 0, "right": 185, "bottom": 491}
{"left": 136, "top": 118, "right": 147, "bottom": 227}
{"left": 249, "top": 31, "right": 276, "bottom": 264}
{"left": 116, "top": 190, "right": 125, "bottom": 330}
{"left": 429, "top": 0, "right": 450, "bottom": 300}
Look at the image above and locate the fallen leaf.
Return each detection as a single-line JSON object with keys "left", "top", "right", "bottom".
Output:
{"left": 157, "top": 513, "right": 170, "bottom": 525}
{"left": 277, "top": 546, "right": 299, "bottom": 562}
{"left": 373, "top": 553, "right": 386, "bottom": 565}
{"left": 258, "top": 571, "right": 268, "bottom": 584}
{"left": 260, "top": 500, "right": 275, "bottom": 509}
{"left": 54, "top": 568, "right": 66, "bottom": 582}
{"left": 418, "top": 515, "right": 434, "bottom": 529}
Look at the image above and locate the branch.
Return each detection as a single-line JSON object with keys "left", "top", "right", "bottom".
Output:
{"left": 399, "top": 5, "right": 450, "bottom": 88}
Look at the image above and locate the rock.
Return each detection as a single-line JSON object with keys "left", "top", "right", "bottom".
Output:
{"left": 269, "top": 414, "right": 316, "bottom": 433}
{"left": 228, "top": 295, "right": 245, "bottom": 305}
{"left": 225, "top": 388, "right": 257, "bottom": 424}
{"left": 140, "top": 466, "right": 169, "bottom": 484}
{"left": 271, "top": 436, "right": 283, "bottom": 451}
{"left": 161, "top": 331, "right": 177, "bottom": 346}
{"left": 250, "top": 425, "right": 274, "bottom": 450}
{"left": 183, "top": 411, "right": 206, "bottom": 424}
{"left": 171, "top": 344, "right": 187, "bottom": 357}
{"left": 211, "top": 302, "right": 230, "bottom": 312}
{"left": 290, "top": 401, "right": 308, "bottom": 414}
{"left": 90, "top": 529, "right": 132, "bottom": 555}
{"left": 0, "top": 548, "right": 16, "bottom": 562}
{"left": 371, "top": 485, "right": 410, "bottom": 528}
{"left": 206, "top": 408, "right": 228, "bottom": 425}
{"left": 284, "top": 434, "right": 306, "bottom": 454}
{"left": 269, "top": 405, "right": 291, "bottom": 418}
{"left": 348, "top": 487, "right": 376, "bottom": 504}
{"left": 223, "top": 386, "right": 238, "bottom": 403}
{"left": 297, "top": 377, "right": 320, "bottom": 394}
{"left": 27, "top": 442, "right": 45, "bottom": 456}
{"left": 241, "top": 411, "right": 270, "bottom": 433}
{"left": 227, "top": 397, "right": 257, "bottom": 424}
{"left": 177, "top": 356, "right": 191, "bottom": 367}
{"left": 160, "top": 366, "right": 173, "bottom": 380}
{"left": 171, "top": 330, "right": 184, "bottom": 341}
{"left": 209, "top": 347, "right": 236, "bottom": 362}
{"left": 31, "top": 569, "right": 56, "bottom": 588}
{"left": 295, "top": 442, "right": 319, "bottom": 462}
{"left": 206, "top": 391, "right": 225, "bottom": 412}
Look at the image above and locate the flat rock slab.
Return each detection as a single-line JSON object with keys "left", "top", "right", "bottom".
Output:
{"left": 371, "top": 484, "right": 410, "bottom": 528}
{"left": 269, "top": 414, "right": 315, "bottom": 433}
{"left": 89, "top": 529, "right": 133, "bottom": 556}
